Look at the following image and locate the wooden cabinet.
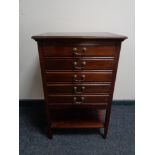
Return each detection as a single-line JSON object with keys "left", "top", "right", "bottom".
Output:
{"left": 32, "top": 32, "right": 127, "bottom": 139}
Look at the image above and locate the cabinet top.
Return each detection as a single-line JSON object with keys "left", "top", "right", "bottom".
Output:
{"left": 32, "top": 32, "right": 127, "bottom": 41}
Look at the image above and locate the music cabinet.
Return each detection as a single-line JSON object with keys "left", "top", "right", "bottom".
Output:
{"left": 32, "top": 32, "right": 127, "bottom": 139}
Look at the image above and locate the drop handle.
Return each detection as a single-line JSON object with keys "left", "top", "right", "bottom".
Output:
{"left": 73, "top": 74, "right": 85, "bottom": 82}
{"left": 82, "top": 61, "right": 86, "bottom": 65}
{"left": 74, "top": 96, "right": 85, "bottom": 104}
{"left": 73, "top": 61, "right": 86, "bottom": 69}
{"left": 82, "top": 47, "right": 87, "bottom": 52}
{"left": 73, "top": 47, "right": 86, "bottom": 57}
{"left": 73, "top": 47, "right": 81, "bottom": 56}
{"left": 72, "top": 47, "right": 78, "bottom": 52}
{"left": 73, "top": 61, "right": 78, "bottom": 66}
{"left": 74, "top": 86, "right": 85, "bottom": 93}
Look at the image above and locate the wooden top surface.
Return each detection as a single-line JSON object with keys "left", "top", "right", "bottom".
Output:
{"left": 32, "top": 32, "right": 127, "bottom": 41}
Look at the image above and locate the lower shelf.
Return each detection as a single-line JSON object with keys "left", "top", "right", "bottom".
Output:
{"left": 50, "top": 109, "right": 105, "bottom": 129}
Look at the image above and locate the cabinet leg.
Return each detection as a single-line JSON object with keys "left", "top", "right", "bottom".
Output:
{"left": 47, "top": 127, "right": 52, "bottom": 139}
{"left": 45, "top": 105, "right": 52, "bottom": 139}
{"left": 103, "top": 107, "right": 111, "bottom": 139}
{"left": 103, "top": 128, "right": 108, "bottom": 139}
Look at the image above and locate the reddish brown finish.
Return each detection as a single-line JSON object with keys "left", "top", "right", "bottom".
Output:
{"left": 47, "top": 94, "right": 110, "bottom": 105}
{"left": 46, "top": 83, "right": 112, "bottom": 94}
{"left": 44, "top": 58, "right": 116, "bottom": 70}
{"left": 32, "top": 32, "right": 127, "bottom": 139}
{"left": 45, "top": 71, "right": 113, "bottom": 82}
{"left": 42, "top": 45, "right": 116, "bottom": 57}
{"left": 50, "top": 109, "right": 105, "bottom": 128}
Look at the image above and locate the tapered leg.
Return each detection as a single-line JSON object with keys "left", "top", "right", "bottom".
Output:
{"left": 45, "top": 104, "right": 52, "bottom": 139}
{"left": 103, "top": 106, "right": 111, "bottom": 139}
{"left": 47, "top": 126, "right": 52, "bottom": 139}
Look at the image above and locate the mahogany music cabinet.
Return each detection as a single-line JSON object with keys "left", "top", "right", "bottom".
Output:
{"left": 32, "top": 32, "right": 127, "bottom": 139}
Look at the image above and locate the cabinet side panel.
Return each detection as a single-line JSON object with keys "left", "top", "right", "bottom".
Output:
{"left": 103, "top": 42, "right": 121, "bottom": 138}
{"left": 37, "top": 41, "right": 51, "bottom": 133}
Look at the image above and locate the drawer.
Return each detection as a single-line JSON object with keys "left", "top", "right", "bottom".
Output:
{"left": 42, "top": 45, "right": 115, "bottom": 57}
{"left": 47, "top": 94, "right": 110, "bottom": 105}
{"left": 46, "top": 83, "right": 112, "bottom": 94}
{"left": 44, "top": 58, "right": 116, "bottom": 70}
{"left": 45, "top": 71, "right": 113, "bottom": 82}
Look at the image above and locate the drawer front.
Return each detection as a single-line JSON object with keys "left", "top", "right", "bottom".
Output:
{"left": 47, "top": 95, "right": 110, "bottom": 105}
{"left": 45, "top": 71, "right": 113, "bottom": 82}
{"left": 42, "top": 45, "right": 115, "bottom": 57}
{"left": 44, "top": 58, "right": 116, "bottom": 70}
{"left": 46, "top": 83, "right": 112, "bottom": 94}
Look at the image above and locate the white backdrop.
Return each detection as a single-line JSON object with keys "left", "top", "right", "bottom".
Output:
{"left": 19, "top": 0, "right": 135, "bottom": 100}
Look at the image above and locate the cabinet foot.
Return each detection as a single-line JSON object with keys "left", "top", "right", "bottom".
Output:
{"left": 103, "top": 129, "right": 108, "bottom": 139}
{"left": 47, "top": 128, "right": 53, "bottom": 139}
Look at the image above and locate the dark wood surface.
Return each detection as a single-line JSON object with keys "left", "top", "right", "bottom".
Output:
{"left": 44, "top": 58, "right": 116, "bottom": 70}
{"left": 45, "top": 71, "right": 113, "bottom": 82}
{"left": 41, "top": 44, "right": 116, "bottom": 57}
{"left": 47, "top": 94, "right": 110, "bottom": 105}
{"left": 46, "top": 83, "right": 112, "bottom": 94}
{"left": 32, "top": 32, "right": 127, "bottom": 139}
{"left": 50, "top": 109, "right": 105, "bottom": 128}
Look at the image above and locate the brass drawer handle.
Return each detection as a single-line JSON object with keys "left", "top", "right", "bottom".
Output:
{"left": 74, "top": 86, "right": 85, "bottom": 93}
{"left": 82, "top": 47, "right": 87, "bottom": 52}
{"left": 73, "top": 61, "right": 86, "bottom": 69}
{"left": 73, "top": 47, "right": 81, "bottom": 56}
{"left": 73, "top": 47, "right": 86, "bottom": 57}
{"left": 73, "top": 74, "right": 85, "bottom": 82}
{"left": 73, "top": 96, "right": 85, "bottom": 104}
{"left": 73, "top": 47, "right": 78, "bottom": 52}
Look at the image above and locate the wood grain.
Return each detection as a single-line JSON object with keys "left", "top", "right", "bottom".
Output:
{"left": 46, "top": 83, "right": 112, "bottom": 94}
{"left": 32, "top": 32, "right": 127, "bottom": 139}
{"left": 50, "top": 109, "right": 105, "bottom": 128}
{"left": 44, "top": 58, "right": 116, "bottom": 70}
{"left": 45, "top": 71, "right": 113, "bottom": 82}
